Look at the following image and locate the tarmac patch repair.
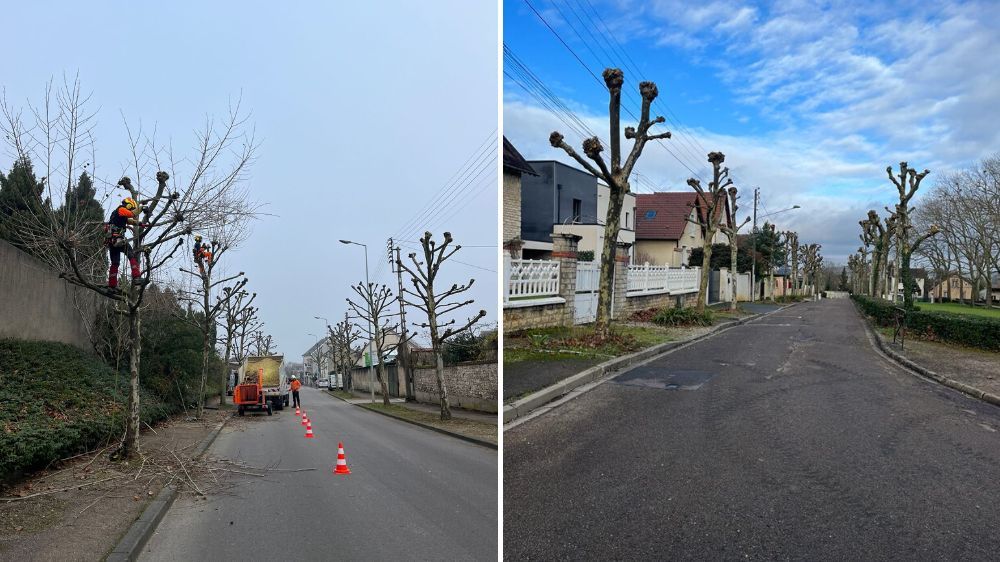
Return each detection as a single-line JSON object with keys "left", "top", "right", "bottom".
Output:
{"left": 612, "top": 369, "right": 717, "bottom": 391}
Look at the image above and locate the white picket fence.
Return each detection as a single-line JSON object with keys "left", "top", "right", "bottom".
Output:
{"left": 504, "top": 258, "right": 560, "bottom": 304}
{"left": 627, "top": 263, "right": 699, "bottom": 296}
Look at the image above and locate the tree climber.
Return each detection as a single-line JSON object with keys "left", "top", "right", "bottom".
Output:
{"left": 192, "top": 235, "right": 213, "bottom": 275}
{"left": 105, "top": 197, "right": 144, "bottom": 289}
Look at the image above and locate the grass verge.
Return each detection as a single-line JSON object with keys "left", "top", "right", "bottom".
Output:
{"left": 359, "top": 403, "right": 497, "bottom": 444}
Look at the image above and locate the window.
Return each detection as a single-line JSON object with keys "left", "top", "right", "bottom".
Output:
{"left": 625, "top": 212, "right": 630, "bottom": 229}
{"left": 572, "top": 198, "right": 582, "bottom": 222}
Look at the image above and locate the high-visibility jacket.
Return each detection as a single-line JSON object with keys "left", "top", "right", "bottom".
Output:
{"left": 290, "top": 380, "right": 301, "bottom": 392}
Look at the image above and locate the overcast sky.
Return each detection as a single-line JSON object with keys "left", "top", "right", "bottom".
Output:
{"left": 504, "top": 0, "right": 1000, "bottom": 265}
{"left": 2, "top": 1, "right": 499, "bottom": 359}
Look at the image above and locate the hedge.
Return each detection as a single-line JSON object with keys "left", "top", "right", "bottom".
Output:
{"left": 0, "top": 339, "right": 180, "bottom": 484}
{"left": 851, "top": 295, "right": 1000, "bottom": 351}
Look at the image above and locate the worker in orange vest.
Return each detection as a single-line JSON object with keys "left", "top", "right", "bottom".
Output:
{"left": 290, "top": 376, "right": 302, "bottom": 408}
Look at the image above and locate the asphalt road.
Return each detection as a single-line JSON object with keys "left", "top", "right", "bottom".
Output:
{"left": 504, "top": 299, "right": 1000, "bottom": 560}
{"left": 141, "top": 386, "right": 497, "bottom": 561}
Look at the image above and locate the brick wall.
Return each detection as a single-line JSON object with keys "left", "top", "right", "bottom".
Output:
{"left": 414, "top": 361, "right": 498, "bottom": 413}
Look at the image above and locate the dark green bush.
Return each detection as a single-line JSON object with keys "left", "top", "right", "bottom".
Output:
{"left": 851, "top": 295, "right": 1000, "bottom": 351}
{"left": 653, "top": 307, "right": 715, "bottom": 327}
{"left": 0, "top": 339, "right": 179, "bottom": 484}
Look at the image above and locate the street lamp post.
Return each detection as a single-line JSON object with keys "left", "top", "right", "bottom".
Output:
{"left": 340, "top": 239, "right": 376, "bottom": 404}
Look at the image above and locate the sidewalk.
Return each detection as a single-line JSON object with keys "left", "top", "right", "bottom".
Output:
{"left": 504, "top": 304, "right": 780, "bottom": 405}
{"left": 875, "top": 328, "right": 1000, "bottom": 400}
{"left": 0, "top": 408, "right": 228, "bottom": 562}
{"left": 503, "top": 303, "right": 786, "bottom": 424}
{"left": 326, "top": 389, "right": 498, "bottom": 446}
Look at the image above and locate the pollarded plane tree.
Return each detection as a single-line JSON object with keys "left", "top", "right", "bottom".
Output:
{"left": 396, "top": 232, "right": 486, "bottom": 421}
{"left": 217, "top": 287, "right": 257, "bottom": 404}
{"left": 328, "top": 318, "right": 361, "bottom": 391}
{"left": 717, "top": 186, "right": 751, "bottom": 311}
{"left": 177, "top": 233, "right": 249, "bottom": 418}
{"left": 0, "top": 81, "right": 258, "bottom": 458}
{"left": 687, "top": 153, "right": 734, "bottom": 312}
{"left": 784, "top": 231, "right": 799, "bottom": 297}
{"left": 253, "top": 331, "right": 277, "bottom": 356}
{"left": 886, "top": 162, "right": 939, "bottom": 309}
{"left": 802, "top": 243, "right": 823, "bottom": 294}
{"left": 549, "top": 68, "right": 672, "bottom": 337}
{"left": 346, "top": 282, "right": 399, "bottom": 406}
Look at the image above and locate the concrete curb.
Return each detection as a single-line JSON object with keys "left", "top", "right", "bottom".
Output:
{"left": 504, "top": 303, "right": 797, "bottom": 427}
{"left": 856, "top": 305, "right": 1000, "bottom": 409}
{"left": 105, "top": 417, "right": 228, "bottom": 562}
{"left": 324, "top": 390, "right": 498, "bottom": 450}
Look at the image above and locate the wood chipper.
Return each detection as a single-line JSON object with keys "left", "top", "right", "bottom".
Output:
{"left": 234, "top": 367, "right": 273, "bottom": 416}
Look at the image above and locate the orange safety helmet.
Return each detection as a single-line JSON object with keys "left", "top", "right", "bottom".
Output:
{"left": 122, "top": 197, "right": 138, "bottom": 212}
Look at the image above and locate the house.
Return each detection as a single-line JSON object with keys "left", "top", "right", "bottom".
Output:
{"left": 502, "top": 137, "right": 537, "bottom": 257}
{"left": 929, "top": 273, "right": 975, "bottom": 302}
{"left": 888, "top": 268, "right": 928, "bottom": 300}
{"left": 633, "top": 192, "right": 731, "bottom": 267}
{"left": 519, "top": 160, "right": 635, "bottom": 261}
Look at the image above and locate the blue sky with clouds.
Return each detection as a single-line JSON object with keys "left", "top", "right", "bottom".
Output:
{"left": 2, "top": 1, "right": 498, "bottom": 359}
{"left": 504, "top": 0, "right": 1000, "bottom": 263}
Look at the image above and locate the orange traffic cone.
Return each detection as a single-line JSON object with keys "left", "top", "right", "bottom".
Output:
{"left": 333, "top": 442, "right": 351, "bottom": 474}
{"left": 295, "top": 408, "right": 301, "bottom": 417}
{"left": 301, "top": 415, "right": 308, "bottom": 426}
{"left": 304, "top": 423, "right": 314, "bottom": 439}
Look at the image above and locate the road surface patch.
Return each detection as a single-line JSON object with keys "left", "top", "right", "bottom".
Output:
{"left": 613, "top": 369, "right": 717, "bottom": 391}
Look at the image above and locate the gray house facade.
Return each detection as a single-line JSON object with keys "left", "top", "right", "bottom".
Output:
{"left": 520, "top": 160, "right": 598, "bottom": 258}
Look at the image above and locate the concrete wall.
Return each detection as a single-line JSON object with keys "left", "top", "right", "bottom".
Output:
{"left": 414, "top": 361, "right": 498, "bottom": 413}
{"left": 0, "top": 240, "right": 95, "bottom": 350}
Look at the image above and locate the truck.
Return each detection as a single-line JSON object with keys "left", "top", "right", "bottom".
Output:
{"left": 239, "top": 355, "right": 289, "bottom": 412}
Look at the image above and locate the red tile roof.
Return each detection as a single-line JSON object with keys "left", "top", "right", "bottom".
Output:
{"left": 636, "top": 192, "right": 731, "bottom": 240}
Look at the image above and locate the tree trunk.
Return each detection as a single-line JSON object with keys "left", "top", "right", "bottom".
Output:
{"left": 696, "top": 232, "right": 714, "bottom": 312}
{"left": 220, "top": 338, "right": 232, "bottom": 406}
{"left": 120, "top": 309, "right": 141, "bottom": 459}
{"left": 729, "top": 237, "right": 738, "bottom": 312}
{"left": 375, "top": 355, "right": 390, "bottom": 406}
{"left": 197, "top": 287, "right": 211, "bottom": 419}
{"left": 433, "top": 349, "right": 452, "bottom": 420}
{"left": 595, "top": 186, "right": 624, "bottom": 337}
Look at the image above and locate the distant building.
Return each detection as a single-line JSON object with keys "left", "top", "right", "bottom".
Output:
{"left": 634, "top": 192, "right": 731, "bottom": 267}
{"left": 519, "top": 160, "right": 635, "bottom": 261}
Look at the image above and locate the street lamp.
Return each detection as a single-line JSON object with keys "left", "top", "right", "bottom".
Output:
{"left": 340, "top": 239, "right": 376, "bottom": 404}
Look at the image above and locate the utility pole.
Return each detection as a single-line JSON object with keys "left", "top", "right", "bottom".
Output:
{"left": 389, "top": 239, "right": 415, "bottom": 401}
{"left": 750, "top": 186, "right": 759, "bottom": 302}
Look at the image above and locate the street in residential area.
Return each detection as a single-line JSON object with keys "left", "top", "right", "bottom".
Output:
{"left": 142, "top": 387, "right": 497, "bottom": 561}
{"left": 504, "top": 299, "right": 1000, "bottom": 560}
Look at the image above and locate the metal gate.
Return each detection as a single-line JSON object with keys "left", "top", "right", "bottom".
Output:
{"left": 575, "top": 262, "right": 600, "bottom": 324}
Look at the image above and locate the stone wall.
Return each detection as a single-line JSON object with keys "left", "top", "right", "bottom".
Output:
{"left": 503, "top": 171, "right": 521, "bottom": 250}
{"left": 622, "top": 291, "right": 699, "bottom": 316}
{"left": 0, "top": 240, "right": 95, "bottom": 350}
{"left": 503, "top": 301, "right": 567, "bottom": 332}
{"left": 414, "top": 361, "right": 498, "bottom": 413}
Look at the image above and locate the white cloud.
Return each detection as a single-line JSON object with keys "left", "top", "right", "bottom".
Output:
{"left": 509, "top": 0, "right": 1000, "bottom": 263}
